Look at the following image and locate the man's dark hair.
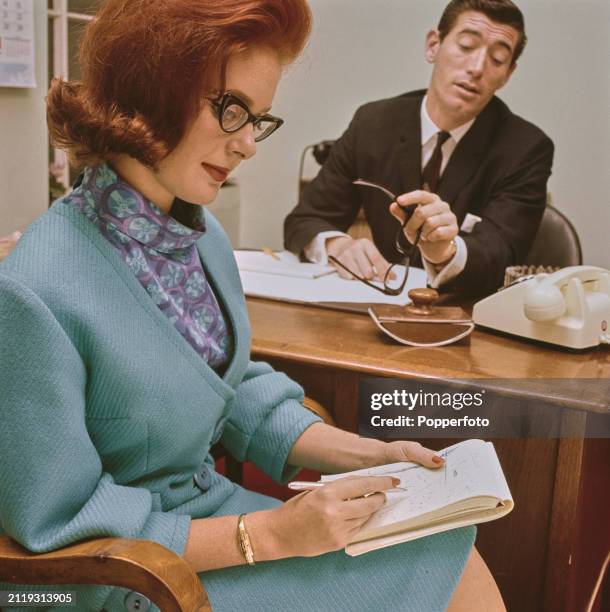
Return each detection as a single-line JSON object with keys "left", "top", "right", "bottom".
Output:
{"left": 438, "top": 0, "right": 527, "bottom": 64}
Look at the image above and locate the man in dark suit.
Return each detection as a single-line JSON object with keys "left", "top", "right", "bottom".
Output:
{"left": 284, "top": 0, "right": 554, "bottom": 296}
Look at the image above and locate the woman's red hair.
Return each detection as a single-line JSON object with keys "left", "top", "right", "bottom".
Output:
{"left": 47, "top": 0, "right": 312, "bottom": 168}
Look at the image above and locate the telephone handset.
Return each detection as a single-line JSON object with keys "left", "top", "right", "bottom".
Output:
{"left": 473, "top": 266, "right": 610, "bottom": 349}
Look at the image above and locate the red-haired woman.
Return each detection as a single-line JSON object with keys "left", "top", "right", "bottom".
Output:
{"left": 0, "top": 1, "right": 503, "bottom": 610}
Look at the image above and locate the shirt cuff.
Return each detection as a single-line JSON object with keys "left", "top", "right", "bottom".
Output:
{"left": 423, "top": 236, "right": 467, "bottom": 288}
{"left": 304, "top": 230, "right": 349, "bottom": 265}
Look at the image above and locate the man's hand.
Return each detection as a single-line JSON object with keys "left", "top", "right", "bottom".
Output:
{"left": 389, "top": 190, "right": 458, "bottom": 265}
{"left": 326, "top": 235, "right": 394, "bottom": 281}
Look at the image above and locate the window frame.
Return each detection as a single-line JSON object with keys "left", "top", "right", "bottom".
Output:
{"left": 47, "top": 0, "right": 93, "bottom": 191}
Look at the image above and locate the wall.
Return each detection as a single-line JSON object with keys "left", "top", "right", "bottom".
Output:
{"left": 0, "top": 1, "right": 48, "bottom": 236}
{"left": 0, "top": 1, "right": 608, "bottom": 269}
{"left": 235, "top": 0, "right": 610, "bottom": 269}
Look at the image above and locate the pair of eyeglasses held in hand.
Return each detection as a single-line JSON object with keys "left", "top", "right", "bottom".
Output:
{"left": 328, "top": 179, "right": 420, "bottom": 296}
{"left": 329, "top": 180, "right": 474, "bottom": 346}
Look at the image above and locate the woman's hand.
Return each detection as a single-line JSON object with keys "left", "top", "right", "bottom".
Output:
{"left": 265, "top": 442, "right": 443, "bottom": 559}
{"left": 185, "top": 437, "right": 443, "bottom": 571}
{"left": 250, "top": 476, "right": 397, "bottom": 558}
{"left": 0, "top": 230, "right": 22, "bottom": 261}
{"left": 381, "top": 440, "right": 445, "bottom": 469}
{"left": 288, "top": 422, "right": 444, "bottom": 474}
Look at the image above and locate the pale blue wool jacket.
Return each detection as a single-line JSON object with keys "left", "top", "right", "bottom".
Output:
{"left": 0, "top": 199, "right": 320, "bottom": 609}
{"left": 0, "top": 198, "right": 475, "bottom": 612}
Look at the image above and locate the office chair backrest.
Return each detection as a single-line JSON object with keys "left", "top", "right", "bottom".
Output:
{"left": 524, "top": 205, "right": 582, "bottom": 267}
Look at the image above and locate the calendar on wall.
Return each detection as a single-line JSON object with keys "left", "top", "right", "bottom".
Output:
{"left": 0, "top": 0, "right": 35, "bottom": 87}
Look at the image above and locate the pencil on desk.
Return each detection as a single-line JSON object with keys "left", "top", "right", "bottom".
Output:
{"left": 262, "top": 246, "right": 280, "bottom": 260}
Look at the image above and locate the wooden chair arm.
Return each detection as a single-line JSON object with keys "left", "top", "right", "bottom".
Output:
{"left": 0, "top": 534, "right": 211, "bottom": 612}
{"left": 303, "top": 395, "right": 335, "bottom": 426}
{"left": 0, "top": 398, "right": 333, "bottom": 610}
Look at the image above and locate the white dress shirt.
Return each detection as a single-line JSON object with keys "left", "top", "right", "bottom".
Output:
{"left": 304, "top": 95, "right": 477, "bottom": 288}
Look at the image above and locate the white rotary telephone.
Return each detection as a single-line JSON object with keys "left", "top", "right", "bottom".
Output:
{"left": 472, "top": 266, "right": 610, "bottom": 350}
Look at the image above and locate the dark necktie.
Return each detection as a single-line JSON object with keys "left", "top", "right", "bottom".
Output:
{"left": 421, "top": 131, "right": 451, "bottom": 193}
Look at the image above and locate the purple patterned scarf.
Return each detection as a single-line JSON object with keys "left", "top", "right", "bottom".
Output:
{"left": 67, "top": 163, "right": 233, "bottom": 370}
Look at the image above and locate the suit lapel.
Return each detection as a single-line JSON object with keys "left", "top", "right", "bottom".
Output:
{"left": 393, "top": 95, "right": 424, "bottom": 196}
{"left": 439, "top": 98, "right": 500, "bottom": 214}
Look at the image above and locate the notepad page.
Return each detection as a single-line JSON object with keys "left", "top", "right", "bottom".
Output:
{"left": 322, "top": 440, "right": 511, "bottom": 531}
{"left": 364, "top": 445, "right": 500, "bottom": 531}
{"left": 234, "top": 250, "right": 335, "bottom": 279}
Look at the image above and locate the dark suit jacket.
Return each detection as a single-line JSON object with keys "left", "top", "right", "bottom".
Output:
{"left": 284, "top": 90, "right": 554, "bottom": 295}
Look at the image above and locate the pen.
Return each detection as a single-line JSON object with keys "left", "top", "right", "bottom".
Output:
{"left": 262, "top": 246, "right": 280, "bottom": 260}
{"left": 288, "top": 481, "right": 407, "bottom": 493}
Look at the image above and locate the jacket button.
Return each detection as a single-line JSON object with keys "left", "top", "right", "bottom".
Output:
{"left": 124, "top": 591, "right": 150, "bottom": 611}
{"left": 193, "top": 465, "right": 212, "bottom": 491}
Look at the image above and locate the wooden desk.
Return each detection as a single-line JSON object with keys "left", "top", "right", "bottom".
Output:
{"left": 248, "top": 297, "right": 610, "bottom": 612}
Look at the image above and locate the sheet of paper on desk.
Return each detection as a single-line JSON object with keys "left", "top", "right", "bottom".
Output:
{"left": 234, "top": 250, "right": 335, "bottom": 279}
{"left": 238, "top": 264, "right": 427, "bottom": 305}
